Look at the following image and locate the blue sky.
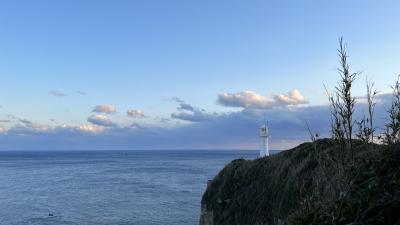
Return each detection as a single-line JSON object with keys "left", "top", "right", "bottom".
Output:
{"left": 0, "top": 0, "right": 399, "bottom": 150}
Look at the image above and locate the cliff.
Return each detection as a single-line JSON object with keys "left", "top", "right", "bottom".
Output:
{"left": 200, "top": 139, "right": 400, "bottom": 225}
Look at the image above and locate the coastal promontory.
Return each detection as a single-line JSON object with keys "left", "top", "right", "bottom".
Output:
{"left": 200, "top": 139, "right": 400, "bottom": 225}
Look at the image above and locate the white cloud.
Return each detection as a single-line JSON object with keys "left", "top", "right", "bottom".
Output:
{"left": 7, "top": 122, "right": 107, "bottom": 135}
{"left": 127, "top": 109, "right": 145, "bottom": 118}
{"left": 273, "top": 89, "right": 308, "bottom": 105}
{"left": 78, "top": 124, "right": 105, "bottom": 133}
{"left": 218, "top": 90, "right": 308, "bottom": 109}
{"left": 93, "top": 104, "right": 117, "bottom": 114}
{"left": 8, "top": 123, "right": 52, "bottom": 135}
{"left": 87, "top": 114, "right": 116, "bottom": 127}
{"left": 29, "top": 123, "right": 52, "bottom": 132}
{"left": 218, "top": 91, "right": 273, "bottom": 109}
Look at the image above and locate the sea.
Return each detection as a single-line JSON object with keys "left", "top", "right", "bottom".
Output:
{"left": 0, "top": 150, "right": 275, "bottom": 225}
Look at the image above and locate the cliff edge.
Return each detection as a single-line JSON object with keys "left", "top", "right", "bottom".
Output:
{"left": 200, "top": 139, "right": 400, "bottom": 225}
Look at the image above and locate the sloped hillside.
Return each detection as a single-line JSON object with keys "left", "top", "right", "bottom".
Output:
{"left": 200, "top": 139, "right": 400, "bottom": 225}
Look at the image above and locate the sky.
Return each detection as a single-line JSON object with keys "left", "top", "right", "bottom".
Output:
{"left": 0, "top": 0, "right": 399, "bottom": 150}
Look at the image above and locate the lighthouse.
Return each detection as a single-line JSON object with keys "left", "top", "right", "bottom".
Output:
{"left": 259, "top": 122, "right": 270, "bottom": 157}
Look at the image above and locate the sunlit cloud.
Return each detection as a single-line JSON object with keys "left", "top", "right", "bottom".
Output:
{"left": 273, "top": 89, "right": 308, "bottom": 105}
{"left": 87, "top": 114, "right": 116, "bottom": 127}
{"left": 217, "top": 89, "right": 308, "bottom": 109}
{"left": 218, "top": 91, "right": 273, "bottom": 109}
{"left": 78, "top": 124, "right": 105, "bottom": 133}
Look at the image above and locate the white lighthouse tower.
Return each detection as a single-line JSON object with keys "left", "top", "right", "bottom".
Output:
{"left": 259, "top": 122, "right": 270, "bottom": 157}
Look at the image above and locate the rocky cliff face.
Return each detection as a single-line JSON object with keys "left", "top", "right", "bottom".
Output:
{"left": 200, "top": 139, "right": 400, "bottom": 225}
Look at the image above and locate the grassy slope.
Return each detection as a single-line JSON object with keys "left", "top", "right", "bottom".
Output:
{"left": 200, "top": 139, "right": 400, "bottom": 225}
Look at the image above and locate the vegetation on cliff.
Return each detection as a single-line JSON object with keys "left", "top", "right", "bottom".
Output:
{"left": 200, "top": 140, "right": 400, "bottom": 225}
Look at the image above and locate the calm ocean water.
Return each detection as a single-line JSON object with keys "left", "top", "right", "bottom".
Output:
{"left": 0, "top": 150, "right": 269, "bottom": 225}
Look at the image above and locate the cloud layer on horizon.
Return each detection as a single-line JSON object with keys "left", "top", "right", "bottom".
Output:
{"left": 1, "top": 83, "right": 397, "bottom": 151}
{"left": 0, "top": 93, "right": 394, "bottom": 151}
